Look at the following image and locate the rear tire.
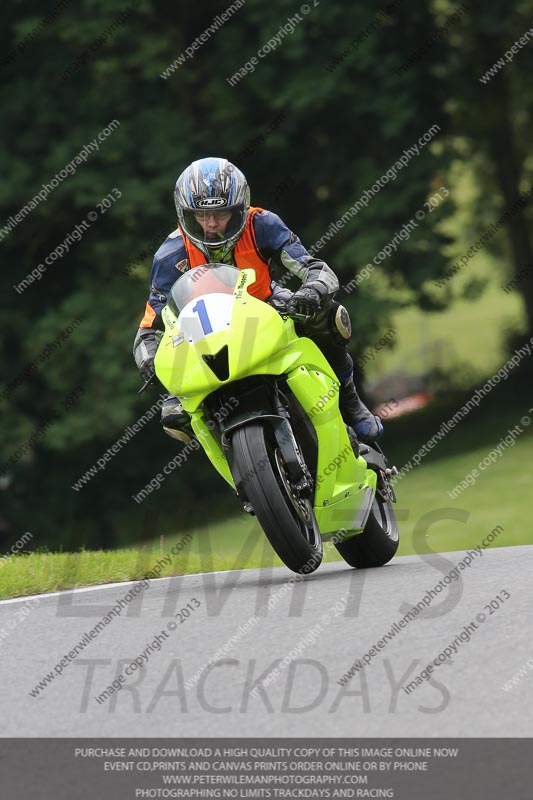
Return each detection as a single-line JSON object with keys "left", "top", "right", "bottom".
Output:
{"left": 230, "top": 423, "right": 322, "bottom": 574}
{"left": 335, "top": 491, "right": 399, "bottom": 568}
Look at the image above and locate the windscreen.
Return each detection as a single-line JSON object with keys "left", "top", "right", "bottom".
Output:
{"left": 168, "top": 263, "right": 240, "bottom": 315}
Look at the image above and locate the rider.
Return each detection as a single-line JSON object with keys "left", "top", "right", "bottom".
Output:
{"left": 133, "top": 157, "right": 382, "bottom": 444}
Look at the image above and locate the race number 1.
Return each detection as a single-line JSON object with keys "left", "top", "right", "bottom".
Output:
{"left": 192, "top": 299, "right": 213, "bottom": 334}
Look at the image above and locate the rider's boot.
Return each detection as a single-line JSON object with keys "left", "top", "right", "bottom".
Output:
{"left": 337, "top": 369, "right": 383, "bottom": 444}
{"left": 161, "top": 395, "right": 194, "bottom": 443}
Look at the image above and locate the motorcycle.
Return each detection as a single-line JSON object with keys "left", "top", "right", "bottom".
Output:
{"left": 153, "top": 263, "right": 399, "bottom": 574}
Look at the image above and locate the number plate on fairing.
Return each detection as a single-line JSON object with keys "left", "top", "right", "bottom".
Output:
{"left": 179, "top": 293, "right": 234, "bottom": 343}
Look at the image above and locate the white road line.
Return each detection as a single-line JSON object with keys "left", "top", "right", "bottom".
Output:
{"left": 0, "top": 568, "right": 244, "bottom": 606}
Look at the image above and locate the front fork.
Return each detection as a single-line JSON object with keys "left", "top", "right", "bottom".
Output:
{"left": 202, "top": 378, "right": 312, "bottom": 509}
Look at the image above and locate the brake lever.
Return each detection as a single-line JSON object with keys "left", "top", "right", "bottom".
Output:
{"left": 287, "top": 311, "right": 316, "bottom": 322}
{"left": 138, "top": 373, "right": 156, "bottom": 394}
{"left": 277, "top": 303, "right": 315, "bottom": 322}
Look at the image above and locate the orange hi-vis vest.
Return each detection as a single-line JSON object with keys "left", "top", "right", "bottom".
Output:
{"left": 182, "top": 206, "right": 272, "bottom": 301}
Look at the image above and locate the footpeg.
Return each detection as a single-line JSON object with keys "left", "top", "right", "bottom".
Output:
{"left": 378, "top": 467, "right": 397, "bottom": 504}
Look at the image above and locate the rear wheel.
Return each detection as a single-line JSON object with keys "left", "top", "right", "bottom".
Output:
{"left": 230, "top": 423, "right": 322, "bottom": 574}
{"left": 335, "top": 487, "right": 399, "bottom": 568}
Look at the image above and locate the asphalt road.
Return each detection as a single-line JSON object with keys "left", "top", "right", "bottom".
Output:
{"left": 1, "top": 545, "right": 531, "bottom": 736}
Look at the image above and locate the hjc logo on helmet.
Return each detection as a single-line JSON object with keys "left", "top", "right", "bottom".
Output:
{"left": 196, "top": 197, "right": 227, "bottom": 208}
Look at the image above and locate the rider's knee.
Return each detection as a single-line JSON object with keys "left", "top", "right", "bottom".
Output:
{"left": 332, "top": 304, "right": 352, "bottom": 343}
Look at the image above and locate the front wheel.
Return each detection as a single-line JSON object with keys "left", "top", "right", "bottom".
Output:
{"left": 230, "top": 423, "right": 322, "bottom": 574}
{"left": 335, "top": 490, "right": 399, "bottom": 568}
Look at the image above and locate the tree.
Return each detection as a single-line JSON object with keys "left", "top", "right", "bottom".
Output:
{"left": 443, "top": 0, "right": 533, "bottom": 331}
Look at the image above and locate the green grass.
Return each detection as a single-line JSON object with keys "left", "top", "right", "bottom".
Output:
{"left": 393, "top": 434, "right": 533, "bottom": 553}
{"left": 367, "top": 273, "right": 526, "bottom": 385}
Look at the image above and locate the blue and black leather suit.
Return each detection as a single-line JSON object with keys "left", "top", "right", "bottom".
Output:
{"left": 134, "top": 209, "right": 355, "bottom": 385}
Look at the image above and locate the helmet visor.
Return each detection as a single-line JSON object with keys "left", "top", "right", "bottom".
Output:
{"left": 182, "top": 206, "right": 246, "bottom": 248}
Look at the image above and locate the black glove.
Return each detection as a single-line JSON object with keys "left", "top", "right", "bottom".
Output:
{"left": 139, "top": 356, "right": 155, "bottom": 384}
{"left": 287, "top": 286, "right": 323, "bottom": 318}
{"left": 133, "top": 330, "right": 158, "bottom": 383}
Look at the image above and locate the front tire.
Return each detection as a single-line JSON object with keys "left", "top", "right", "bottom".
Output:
{"left": 230, "top": 423, "right": 322, "bottom": 574}
{"left": 335, "top": 490, "right": 399, "bottom": 568}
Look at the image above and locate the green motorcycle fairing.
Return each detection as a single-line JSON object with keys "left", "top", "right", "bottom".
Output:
{"left": 154, "top": 265, "right": 376, "bottom": 540}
